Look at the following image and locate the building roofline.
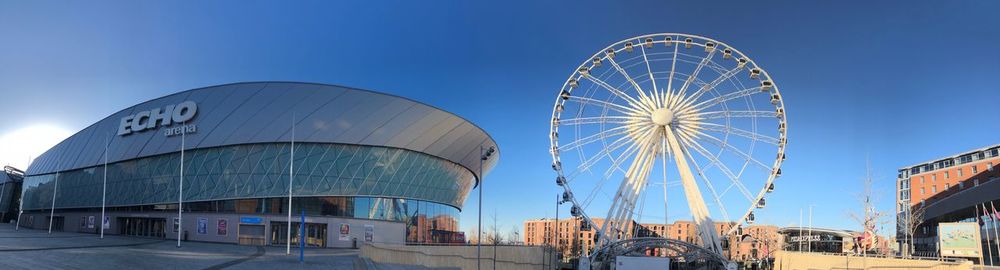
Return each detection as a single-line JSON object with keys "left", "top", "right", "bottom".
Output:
{"left": 897, "top": 144, "right": 1000, "bottom": 172}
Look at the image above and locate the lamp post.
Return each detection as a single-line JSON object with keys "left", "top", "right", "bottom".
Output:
{"left": 477, "top": 145, "right": 494, "bottom": 270}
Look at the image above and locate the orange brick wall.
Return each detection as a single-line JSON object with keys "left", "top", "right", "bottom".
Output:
{"left": 908, "top": 157, "right": 1000, "bottom": 206}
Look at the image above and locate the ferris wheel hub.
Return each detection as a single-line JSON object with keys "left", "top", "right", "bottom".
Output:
{"left": 651, "top": 107, "right": 675, "bottom": 126}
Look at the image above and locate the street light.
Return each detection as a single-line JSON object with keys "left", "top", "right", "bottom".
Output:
{"left": 477, "top": 145, "right": 494, "bottom": 270}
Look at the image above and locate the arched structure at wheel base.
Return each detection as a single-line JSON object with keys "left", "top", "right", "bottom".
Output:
{"left": 585, "top": 237, "right": 733, "bottom": 270}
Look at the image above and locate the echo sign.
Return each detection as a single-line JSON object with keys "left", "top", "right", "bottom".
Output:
{"left": 118, "top": 101, "right": 198, "bottom": 136}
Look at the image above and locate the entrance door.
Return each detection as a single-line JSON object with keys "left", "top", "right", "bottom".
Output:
{"left": 270, "top": 222, "right": 326, "bottom": 247}
{"left": 238, "top": 224, "right": 266, "bottom": 246}
{"left": 117, "top": 217, "right": 166, "bottom": 238}
{"left": 45, "top": 216, "right": 64, "bottom": 231}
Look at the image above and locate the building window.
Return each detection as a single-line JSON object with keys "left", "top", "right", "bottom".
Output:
{"left": 921, "top": 176, "right": 925, "bottom": 183}
{"left": 959, "top": 182, "right": 965, "bottom": 189}
{"left": 932, "top": 175, "right": 937, "bottom": 181}
{"left": 944, "top": 172, "right": 949, "bottom": 179}
{"left": 989, "top": 163, "right": 994, "bottom": 172}
{"left": 972, "top": 165, "right": 978, "bottom": 174}
{"left": 920, "top": 188, "right": 925, "bottom": 195}
{"left": 975, "top": 178, "right": 980, "bottom": 186}
{"left": 932, "top": 186, "right": 937, "bottom": 193}
{"left": 957, "top": 168, "right": 963, "bottom": 177}
{"left": 945, "top": 183, "right": 950, "bottom": 190}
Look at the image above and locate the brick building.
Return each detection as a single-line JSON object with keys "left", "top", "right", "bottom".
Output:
{"left": 522, "top": 217, "right": 781, "bottom": 263}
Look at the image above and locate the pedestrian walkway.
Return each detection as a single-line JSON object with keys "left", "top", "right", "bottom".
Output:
{"left": 0, "top": 223, "right": 358, "bottom": 270}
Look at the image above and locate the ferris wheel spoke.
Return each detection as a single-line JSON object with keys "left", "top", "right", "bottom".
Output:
{"left": 665, "top": 41, "right": 680, "bottom": 105}
{"left": 572, "top": 132, "right": 638, "bottom": 176}
{"left": 612, "top": 143, "right": 657, "bottom": 241}
{"left": 671, "top": 49, "right": 717, "bottom": 108}
{"left": 580, "top": 74, "right": 649, "bottom": 112}
{"left": 696, "top": 122, "right": 781, "bottom": 145}
{"left": 685, "top": 128, "right": 772, "bottom": 171}
{"left": 581, "top": 137, "right": 645, "bottom": 210}
{"left": 680, "top": 86, "right": 764, "bottom": 115}
{"left": 675, "top": 139, "right": 732, "bottom": 223}
{"left": 689, "top": 110, "right": 778, "bottom": 120}
{"left": 660, "top": 134, "right": 670, "bottom": 227}
{"left": 675, "top": 129, "right": 755, "bottom": 203}
{"left": 678, "top": 65, "right": 747, "bottom": 109}
{"left": 558, "top": 125, "right": 634, "bottom": 153}
{"left": 663, "top": 126, "right": 723, "bottom": 253}
{"left": 638, "top": 42, "right": 661, "bottom": 109}
{"left": 567, "top": 95, "right": 646, "bottom": 115}
{"left": 560, "top": 116, "right": 640, "bottom": 126}
{"left": 605, "top": 54, "right": 653, "bottom": 107}
{"left": 599, "top": 137, "right": 657, "bottom": 245}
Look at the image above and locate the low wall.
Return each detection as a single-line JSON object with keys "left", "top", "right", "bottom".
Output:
{"left": 360, "top": 243, "right": 557, "bottom": 270}
{"left": 774, "top": 251, "right": 974, "bottom": 270}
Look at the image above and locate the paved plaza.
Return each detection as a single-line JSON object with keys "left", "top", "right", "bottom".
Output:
{"left": 0, "top": 223, "right": 358, "bottom": 270}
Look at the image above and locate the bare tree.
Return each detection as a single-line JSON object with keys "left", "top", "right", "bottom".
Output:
{"left": 901, "top": 205, "right": 926, "bottom": 257}
{"left": 848, "top": 159, "right": 890, "bottom": 255}
{"left": 507, "top": 225, "right": 522, "bottom": 245}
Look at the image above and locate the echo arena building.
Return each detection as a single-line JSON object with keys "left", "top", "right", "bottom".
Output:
{"left": 16, "top": 82, "right": 498, "bottom": 248}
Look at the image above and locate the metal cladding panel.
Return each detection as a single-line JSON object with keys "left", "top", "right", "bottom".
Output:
{"left": 384, "top": 109, "right": 449, "bottom": 147}
{"left": 26, "top": 82, "right": 498, "bottom": 182}
{"left": 323, "top": 94, "right": 397, "bottom": 144}
{"left": 339, "top": 98, "right": 414, "bottom": 144}
{"left": 186, "top": 83, "right": 268, "bottom": 148}
{"left": 404, "top": 115, "right": 463, "bottom": 151}
{"left": 118, "top": 91, "right": 196, "bottom": 161}
{"left": 425, "top": 123, "right": 474, "bottom": 156}
{"left": 222, "top": 84, "right": 313, "bottom": 145}
{"left": 300, "top": 90, "right": 371, "bottom": 141}
{"left": 359, "top": 104, "right": 430, "bottom": 147}
{"left": 253, "top": 85, "right": 344, "bottom": 143}
{"left": 148, "top": 83, "right": 245, "bottom": 154}
{"left": 211, "top": 85, "right": 294, "bottom": 146}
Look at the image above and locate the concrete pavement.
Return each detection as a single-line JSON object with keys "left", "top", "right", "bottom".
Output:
{"left": 0, "top": 223, "right": 358, "bottom": 270}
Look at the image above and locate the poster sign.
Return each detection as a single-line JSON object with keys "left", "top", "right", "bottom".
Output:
{"left": 87, "top": 216, "right": 95, "bottom": 229}
{"left": 339, "top": 224, "right": 350, "bottom": 241}
{"left": 939, "top": 222, "right": 982, "bottom": 258}
{"left": 173, "top": 218, "right": 180, "bottom": 233}
{"left": 217, "top": 219, "right": 228, "bottom": 236}
{"left": 364, "top": 224, "right": 374, "bottom": 242}
{"left": 197, "top": 218, "right": 208, "bottom": 235}
{"left": 103, "top": 216, "right": 111, "bottom": 230}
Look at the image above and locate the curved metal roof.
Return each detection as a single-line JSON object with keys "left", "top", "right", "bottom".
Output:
{"left": 26, "top": 82, "right": 499, "bottom": 182}
{"left": 778, "top": 227, "right": 856, "bottom": 238}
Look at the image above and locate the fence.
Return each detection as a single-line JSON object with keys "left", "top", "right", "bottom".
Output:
{"left": 774, "top": 251, "right": 975, "bottom": 270}
{"left": 360, "top": 243, "right": 558, "bottom": 270}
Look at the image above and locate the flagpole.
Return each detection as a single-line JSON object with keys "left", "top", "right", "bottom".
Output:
{"left": 992, "top": 201, "right": 1000, "bottom": 265}
{"left": 101, "top": 135, "right": 109, "bottom": 239}
{"left": 799, "top": 208, "right": 803, "bottom": 251}
{"left": 978, "top": 204, "right": 986, "bottom": 266}
{"left": 287, "top": 113, "right": 294, "bottom": 255}
{"left": 49, "top": 172, "right": 58, "bottom": 234}
{"left": 177, "top": 122, "right": 185, "bottom": 248}
{"left": 15, "top": 155, "right": 29, "bottom": 231}
{"left": 984, "top": 203, "right": 994, "bottom": 266}
{"left": 0, "top": 178, "right": 6, "bottom": 222}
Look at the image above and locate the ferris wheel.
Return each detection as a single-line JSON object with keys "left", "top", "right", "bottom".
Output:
{"left": 549, "top": 33, "right": 787, "bottom": 260}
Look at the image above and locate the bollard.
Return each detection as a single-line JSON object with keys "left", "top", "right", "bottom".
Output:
{"left": 353, "top": 237, "right": 358, "bottom": 249}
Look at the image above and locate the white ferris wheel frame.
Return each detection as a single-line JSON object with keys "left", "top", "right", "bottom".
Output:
{"left": 549, "top": 33, "right": 788, "bottom": 257}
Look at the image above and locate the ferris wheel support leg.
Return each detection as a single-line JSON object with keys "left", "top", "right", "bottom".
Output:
{"left": 663, "top": 126, "right": 724, "bottom": 255}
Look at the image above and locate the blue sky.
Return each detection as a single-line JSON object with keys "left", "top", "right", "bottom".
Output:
{"left": 1, "top": 1, "right": 999, "bottom": 235}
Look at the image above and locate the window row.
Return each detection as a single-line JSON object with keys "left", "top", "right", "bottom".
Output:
{"left": 20, "top": 143, "right": 475, "bottom": 211}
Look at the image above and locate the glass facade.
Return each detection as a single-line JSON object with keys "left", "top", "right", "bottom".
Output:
{"left": 21, "top": 142, "right": 476, "bottom": 211}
